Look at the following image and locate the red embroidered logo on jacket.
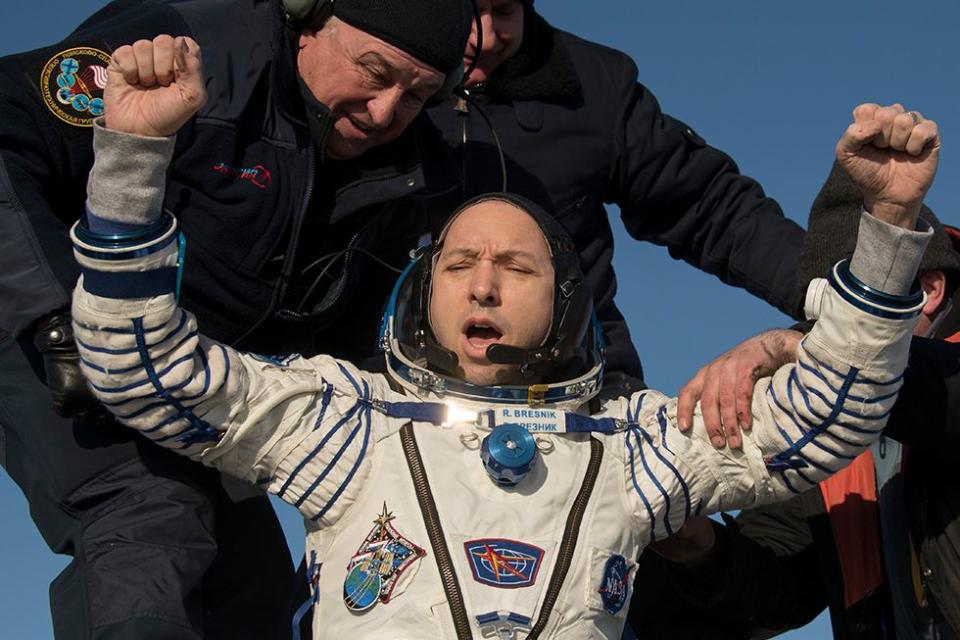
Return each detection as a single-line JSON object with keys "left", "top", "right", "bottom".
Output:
{"left": 212, "top": 162, "right": 272, "bottom": 189}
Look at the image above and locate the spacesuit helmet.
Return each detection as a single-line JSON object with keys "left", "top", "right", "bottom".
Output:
{"left": 379, "top": 193, "right": 605, "bottom": 404}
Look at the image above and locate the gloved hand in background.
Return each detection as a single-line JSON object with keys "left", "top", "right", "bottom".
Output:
{"left": 33, "top": 310, "right": 100, "bottom": 417}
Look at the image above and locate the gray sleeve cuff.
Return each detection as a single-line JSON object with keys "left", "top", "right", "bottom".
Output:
{"left": 848, "top": 210, "right": 933, "bottom": 295}
{"left": 86, "top": 118, "right": 175, "bottom": 225}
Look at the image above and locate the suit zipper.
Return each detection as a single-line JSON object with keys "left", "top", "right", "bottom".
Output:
{"left": 400, "top": 423, "right": 473, "bottom": 640}
{"left": 401, "top": 424, "right": 604, "bottom": 639}
{"left": 527, "top": 437, "right": 604, "bottom": 639}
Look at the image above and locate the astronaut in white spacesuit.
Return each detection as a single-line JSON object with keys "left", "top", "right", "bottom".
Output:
{"left": 70, "top": 38, "right": 940, "bottom": 640}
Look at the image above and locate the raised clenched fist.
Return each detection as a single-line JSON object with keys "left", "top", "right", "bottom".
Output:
{"left": 836, "top": 103, "right": 940, "bottom": 229}
{"left": 104, "top": 35, "right": 206, "bottom": 137}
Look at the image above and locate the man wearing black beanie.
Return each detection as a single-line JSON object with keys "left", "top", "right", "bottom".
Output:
{"left": 326, "top": 0, "right": 472, "bottom": 78}
{"left": 294, "top": 0, "right": 471, "bottom": 158}
{"left": 0, "top": 0, "right": 471, "bottom": 638}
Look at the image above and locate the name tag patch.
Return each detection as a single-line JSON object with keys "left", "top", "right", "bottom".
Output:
{"left": 497, "top": 407, "right": 560, "bottom": 432}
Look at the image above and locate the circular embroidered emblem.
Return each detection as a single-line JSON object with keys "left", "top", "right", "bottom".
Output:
{"left": 598, "top": 554, "right": 630, "bottom": 615}
{"left": 342, "top": 563, "right": 382, "bottom": 611}
{"left": 39, "top": 47, "right": 111, "bottom": 127}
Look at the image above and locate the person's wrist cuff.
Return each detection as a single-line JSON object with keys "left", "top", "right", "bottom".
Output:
{"left": 71, "top": 213, "right": 183, "bottom": 300}
{"left": 86, "top": 118, "right": 175, "bottom": 227}
{"left": 850, "top": 210, "right": 932, "bottom": 295}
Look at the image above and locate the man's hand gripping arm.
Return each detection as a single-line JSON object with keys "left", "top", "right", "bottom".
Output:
{"left": 720, "top": 104, "right": 935, "bottom": 507}
{"left": 626, "top": 104, "right": 939, "bottom": 543}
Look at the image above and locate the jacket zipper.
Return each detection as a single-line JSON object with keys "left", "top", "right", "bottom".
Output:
{"left": 400, "top": 423, "right": 473, "bottom": 640}
{"left": 527, "top": 437, "right": 604, "bottom": 639}
{"left": 235, "top": 146, "right": 317, "bottom": 345}
{"left": 319, "top": 228, "right": 361, "bottom": 312}
{"left": 276, "top": 227, "right": 363, "bottom": 320}
{"left": 455, "top": 95, "right": 469, "bottom": 200}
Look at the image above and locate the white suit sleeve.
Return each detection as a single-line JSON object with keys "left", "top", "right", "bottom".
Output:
{"left": 618, "top": 211, "right": 930, "bottom": 543}
{"left": 70, "top": 123, "right": 408, "bottom": 526}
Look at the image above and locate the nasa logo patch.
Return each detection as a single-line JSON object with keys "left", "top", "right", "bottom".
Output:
{"left": 597, "top": 554, "right": 630, "bottom": 614}
{"left": 39, "top": 47, "right": 111, "bottom": 127}
{"left": 464, "top": 538, "right": 544, "bottom": 588}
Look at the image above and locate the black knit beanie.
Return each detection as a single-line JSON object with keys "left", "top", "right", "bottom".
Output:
{"left": 798, "top": 161, "right": 960, "bottom": 292}
{"left": 333, "top": 0, "right": 473, "bottom": 75}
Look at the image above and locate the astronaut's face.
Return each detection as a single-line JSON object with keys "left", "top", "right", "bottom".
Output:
{"left": 430, "top": 200, "right": 554, "bottom": 385}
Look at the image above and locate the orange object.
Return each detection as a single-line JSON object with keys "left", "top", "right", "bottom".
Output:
{"left": 819, "top": 451, "right": 885, "bottom": 608}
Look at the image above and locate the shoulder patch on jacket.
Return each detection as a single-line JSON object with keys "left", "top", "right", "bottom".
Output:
{"left": 37, "top": 46, "right": 111, "bottom": 128}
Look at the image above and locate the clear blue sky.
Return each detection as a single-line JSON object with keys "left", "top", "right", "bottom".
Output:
{"left": 3, "top": 1, "right": 959, "bottom": 637}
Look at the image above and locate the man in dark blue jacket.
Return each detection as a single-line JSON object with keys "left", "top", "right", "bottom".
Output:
{"left": 0, "top": 0, "right": 471, "bottom": 637}
{"left": 426, "top": 0, "right": 806, "bottom": 395}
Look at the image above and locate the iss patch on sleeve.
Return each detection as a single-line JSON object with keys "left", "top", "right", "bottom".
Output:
{"left": 38, "top": 46, "right": 111, "bottom": 127}
{"left": 342, "top": 503, "right": 426, "bottom": 612}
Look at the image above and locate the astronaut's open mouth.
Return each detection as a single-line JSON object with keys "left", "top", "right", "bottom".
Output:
{"left": 466, "top": 323, "right": 502, "bottom": 342}
{"left": 464, "top": 320, "right": 503, "bottom": 352}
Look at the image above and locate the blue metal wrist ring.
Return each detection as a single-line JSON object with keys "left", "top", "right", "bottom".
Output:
{"left": 72, "top": 212, "right": 179, "bottom": 261}
{"left": 834, "top": 259, "right": 923, "bottom": 308}
{"left": 827, "top": 259, "right": 925, "bottom": 320}
{"left": 74, "top": 211, "right": 175, "bottom": 249}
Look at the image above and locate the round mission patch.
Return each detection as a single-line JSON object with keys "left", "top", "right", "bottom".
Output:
{"left": 39, "top": 47, "right": 111, "bottom": 127}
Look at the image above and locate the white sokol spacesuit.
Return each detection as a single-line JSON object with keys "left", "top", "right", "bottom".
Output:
{"left": 70, "top": 124, "right": 930, "bottom": 640}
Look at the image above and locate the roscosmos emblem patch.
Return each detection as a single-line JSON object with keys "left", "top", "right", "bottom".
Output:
{"left": 39, "top": 47, "right": 111, "bottom": 127}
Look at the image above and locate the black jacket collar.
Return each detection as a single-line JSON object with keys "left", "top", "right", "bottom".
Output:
{"left": 483, "top": 8, "right": 582, "bottom": 106}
